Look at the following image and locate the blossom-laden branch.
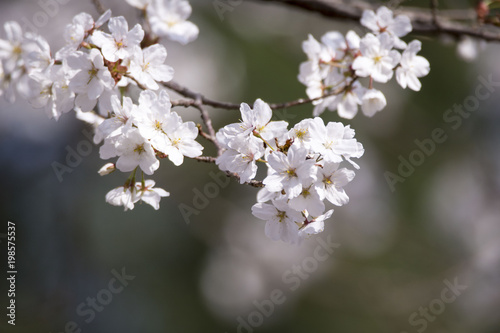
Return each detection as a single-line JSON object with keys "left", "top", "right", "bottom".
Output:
{"left": 0, "top": 0, "right": 438, "bottom": 243}
{"left": 254, "top": 0, "right": 500, "bottom": 42}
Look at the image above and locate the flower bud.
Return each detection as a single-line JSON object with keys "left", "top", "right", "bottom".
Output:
{"left": 98, "top": 163, "right": 116, "bottom": 176}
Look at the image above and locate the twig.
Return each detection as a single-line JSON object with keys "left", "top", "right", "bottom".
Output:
{"left": 192, "top": 156, "right": 265, "bottom": 188}
{"left": 196, "top": 124, "right": 217, "bottom": 143}
{"left": 192, "top": 97, "right": 222, "bottom": 156}
{"left": 91, "top": 0, "right": 105, "bottom": 15}
{"left": 164, "top": 81, "right": 240, "bottom": 110}
{"left": 125, "top": 74, "right": 148, "bottom": 91}
{"left": 252, "top": 0, "right": 500, "bottom": 42}
{"left": 193, "top": 156, "right": 217, "bottom": 163}
{"left": 165, "top": 81, "right": 345, "bottom": 111}
{"left": 430, "top": 0, "right": 441, "bottom": 29}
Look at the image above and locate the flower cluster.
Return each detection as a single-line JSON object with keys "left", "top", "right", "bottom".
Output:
{"left": 299, "top": 6, "right": 430, "bottom": 119}
{"left": 0, "top": 1, "right": 434, "bottom": 244}
{"left": 0, "top": 1, "right": 202, "bottom": 210}
{"left": 216, "top": 99, "right": 364, "bottom": 244}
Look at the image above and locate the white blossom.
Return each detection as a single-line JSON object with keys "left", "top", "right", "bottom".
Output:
{"left": 216, "top": 138, "right": 264, "bottom": 184}
{"left": 161, "top": 112, "right": 204, "bottom": 166}
{"left": 126, "top": 0, "right": 152, "bottom": 10}
{"left": 352, "top": 33, "right": 401, "bottom": 83}
{"left": 56, "top": 10, "right": 111, "bottom": 59}
{"left": 134, "top": 179, "right": 170, "bottom": 210}
{"left": 129, "top": 44, "right": 174, "bottom": 90}
{"left": 148, "top": 0, "right": 199, "bottom": 45}
{"left": 94, "top": 94, "right": 136, "bottom": 143}
{"left": 66, "top": 49, "right": 115, "bottom": 112}
{"left": 134, "top": 90, "right": 172, "bottom": 152}
{"left": 310, "top": 120, "right": 364, "bottom": 168}
{"left": 105, "top": 186, "right": 137, "bottom": 211}
{"left": 252, "top": 199, "right": 303, "bottom": 244}
{"left": 0, "top": 21, "right": 24, "bottom": 73}
{"left": 298, "top": 209, "right": 334, "bottom": 240}
{"left": 26, "top": 65, "right": 75, "bottom": 120}
{"left": 288, "top": 181, "right": 325, "bottom": 216}
{"left": 396, "top": 40, "right": 430, "bottom": 91}
{"left": 216, "top": 99, "right": 287, "bottom": 148}
{"left": 92, "top": 16, "right": 145, "bottom": 62}
{"left": 360, "top": 6, "right": 412, "bottom": 49}
{"left": 264, "top": 145, "right": 317, "bottom": 199}
{"left": 314, "top": 162, "right": 355, "bottom": 206}
{"left": 98, "top": 163, "right": 116, "bottom": 176}
{"left": 100, "top": 128, "right": 160, "bottom": 175}
{"left": 361, "top": 88, "right": 386, "bottom": 117}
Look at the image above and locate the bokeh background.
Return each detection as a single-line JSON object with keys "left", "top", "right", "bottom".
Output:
{"left": 1, "top": 0, "right": 500, "bottom": 332}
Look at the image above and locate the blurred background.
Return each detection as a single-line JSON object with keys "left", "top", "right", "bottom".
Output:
{"left": 1, "top": 0, "right": 499, "bottom": 332}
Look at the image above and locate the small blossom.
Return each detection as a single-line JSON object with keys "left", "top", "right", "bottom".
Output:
{"left": 252, "top": 199, "right": 304, "bottom": 244}
{"left": 288, "top": 181, "right": 325, "bottom": 216}
{"left": 360, "top": 6, "right": 412, "bottom": 49}
{"left": 66, "top": 49, "right": 115, "bottom": 112}
{"left": 314, "top": 162, "right": 355, "bottom": 206}
{"left": 129, "top": 44, "right": 174, "bottom": 90}
{"left": 148, "top": 0, "right": 199, "bottom": 45}
{"left": 310, "top": 120, "right": 364, "bottom": 168}
{"left": 161, "top": 112, "right": 204, "bottom": 166}
{"left": 94, "top": 94, "right": 136, "bottom": 143}
{"left": 0, "top": 21, "right": 24, "bottom": 72}
{"left": 92, "top": 16, "right": 145, "bottom": 62}
{"left": 361, "top": 88, "right": 386, "bottom": 117}
{"left": 216, "top": 139, "right": 264, "bottom": 184}
{"left": 134, "top": 179, "right": 170, "bottom": 210}
{"left": 352, "top": 33, "right": 401, "bottom": 83}
{"left": 105, "top": 186, "right": 137, "bottom": 211}
{"left": 298, "top": 209, "right": 334, "bottom": 240}
{"left": 264, "top": 145, "right": 317, "bottom": 199}
{"left": 26, "top": 65, "right": 75, "bottom": 120}
{"left": 396, "top": 40, "right": 430, "bottom": 91}
{"left": 126, "top": 0, "right": 152, "bottom": 10}
{"left": 100, "top": 128, "right": 160, "bottom": 175}
{"left": 98, "top": 163, "right": 116, "bottom": 176}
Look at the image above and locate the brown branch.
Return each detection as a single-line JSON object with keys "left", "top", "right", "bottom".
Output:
{"left": 193, "top": 156, "right": 217, "bottom": 163}
{"left": 191, "top": 97, "right": 222, "bottom": 156}
{"left": 192, "top": 156, "right": 265, "bottom": 188}
{"left": 430, "top": 0, "right": 441, "bottom": 29}
{"left": 252, "top": 0, "right": 500, "bottom": 42}
{"left": 164, "top": 81, "right": 240, "bottom": 110}
{"left": 165, "top": 81, "right": 345, "bottom": 111}
{"left": 91, "top": 0, "right": 105, "bottom": 15}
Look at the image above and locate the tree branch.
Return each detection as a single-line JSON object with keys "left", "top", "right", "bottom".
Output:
{"left": 192, "top": 156, "right": 265, "bottom": 188}
{"left": 91, "top": 0, "right": 105, "bottom": 15}
{"left": 252, "top": 0, "right": 500, "bottom": 42}
{"left": 165, "top": 81, "right": 346, "bottom": 111}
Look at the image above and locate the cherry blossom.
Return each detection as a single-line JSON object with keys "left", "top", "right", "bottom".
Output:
{"left": 147, "top": 0, "right": 199, "bottom": 45}
{"left": 352, "top": 33, "right": 401, "bottom": 83}
{"left": 92, "top": 16, "right": 145, "bottom": 62}
{"left": 396, "top": 40, "right": 430, "bottom": 91}
{"left": 360, "top": 6, "right": 412, "bottom": 49}
{"left": 129, "top": 44, "right": 174, "bottom": 90}
{"left": 252, "top": 199, "right": 304, "bottom": 244}
{"left": 66, "top": 49, "right": 115, "bottom": 112}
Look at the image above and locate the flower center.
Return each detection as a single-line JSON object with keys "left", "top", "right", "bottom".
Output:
{"left": 286, "top": 168, "right": 297, "bottom": 178}
{"left": 87, "top": 66, "right": 98, "bottom": 84}
{"left": 295, "top": 129, "right": 307, "bottom": 140}
{"left": 277, "top": 211, "right": 287, "bottom": 223}
{"left": 154, "top": 120, "right": 162, "bottom": 131}
{"left": 134, "top": 144, "right": 145, "bottom": 154}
